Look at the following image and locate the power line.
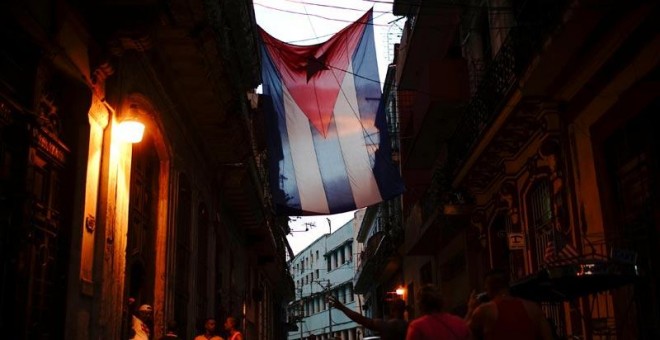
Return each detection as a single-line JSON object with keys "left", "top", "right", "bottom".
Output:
{"left": 284, "top": 12, "right": 391, "bottom": 43}
{"left": 260, "top": 39, "right": 439, "bottom": 97}
{"left": 279, "top": 0, "right": 391, "bottom": 14}
{"left": 256, "top": 3, "right": 545, "bottom": 37}
{"left": 254, "top": 2, "right": 390, "bottom": 26}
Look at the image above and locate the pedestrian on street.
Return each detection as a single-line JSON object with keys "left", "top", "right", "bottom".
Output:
{"left": 406, "top": 284, "right": 471, "bottom": 340}
{"left": 327, "top": 294, "right": 408, "bottom": 340}
{"left": 224, "top": 316, "right": 244, "bottom": 340}
{"left": 464, "top": 269, "right": 553, "bottom": 340}
{"left": 159, "top": 320, "right": 183, "bottom": 340}
{"left": 129, "top": 302, "right": 154, "bottom": 340}
{"left": 194, "top": 318, "right": 224, "bottom": 340}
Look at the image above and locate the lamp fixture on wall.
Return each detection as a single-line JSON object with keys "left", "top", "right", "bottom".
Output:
{"left": 116, "top": 103, "right": 145, "bottom": 143}
{"left": 117, "top": 119, "right": 145, "bottom": 143}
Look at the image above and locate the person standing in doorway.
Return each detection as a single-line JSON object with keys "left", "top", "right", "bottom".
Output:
{"left": 224, "top": 317, "right": 244, "bottom": 340}
{"left": 194, "top": 318, "right": 224, "bottom": 340}
{"left": 465, "top": 269, "right": 553, "bottom": 340}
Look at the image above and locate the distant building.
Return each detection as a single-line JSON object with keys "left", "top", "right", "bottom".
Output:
{"left": 288, "top": 216, "right": 363, "bottom": 340}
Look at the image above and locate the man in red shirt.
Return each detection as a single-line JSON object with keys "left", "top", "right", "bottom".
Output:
{"left": 406, "top": 285, "right": 471, "bottom": 340}
{"left": 465, "top": 270, "right": 553, "bottom": 340}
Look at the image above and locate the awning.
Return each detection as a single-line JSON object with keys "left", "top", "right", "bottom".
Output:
{"left": 510, "top": 260, "right": 640, "bottom": 302}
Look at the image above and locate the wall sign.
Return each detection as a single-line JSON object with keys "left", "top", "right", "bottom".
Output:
{"left": 508, "top": 233, "right": 526, "bottom": 250}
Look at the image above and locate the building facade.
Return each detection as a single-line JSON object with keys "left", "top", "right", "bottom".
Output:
{"left": 0, "top": 0, "right": 293, "bottom": 339}
{"left": 288, "top": 218, "right": 362, "bottom": 340}
{"left": 390, "top": 0, "right": 658, "bottom": 338}
{"left": 353, "top": 51, "right": 408, "bottom": 328}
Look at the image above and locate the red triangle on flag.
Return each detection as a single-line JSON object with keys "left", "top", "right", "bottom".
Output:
{"left": 259, "top": 11, "right": 369, "bottom": 138}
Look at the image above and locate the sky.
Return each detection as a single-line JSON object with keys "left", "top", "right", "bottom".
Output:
{"left": 253, "top": 0, "right": 402, "bottom": 256}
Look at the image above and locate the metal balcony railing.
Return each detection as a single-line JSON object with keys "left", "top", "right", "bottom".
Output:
{"left": 357, "top": 231, "right": 387, "bottom": 274}
{"left": 445, "top": 0, "right": 568, "bottom": 177}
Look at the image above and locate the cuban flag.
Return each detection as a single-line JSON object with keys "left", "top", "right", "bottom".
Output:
{"left": 259, "top": 9, "right": 404, "bottom": 215}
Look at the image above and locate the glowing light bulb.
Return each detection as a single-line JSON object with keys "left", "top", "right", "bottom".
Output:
{"left": 117, "top": 120, "right": 145, "bottom": 143}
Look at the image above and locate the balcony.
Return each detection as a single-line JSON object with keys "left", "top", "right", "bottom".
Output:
{"left": 354, "top": 231, "right": 396, "bottom": 293}
{"left": 446, "top": 0, "right": 568, "bottom": 178}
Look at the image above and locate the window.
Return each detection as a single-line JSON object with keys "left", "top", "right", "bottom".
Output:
{"left": 340, "top": 248, "right": 345, "bottom": 265}
{"left": 347, "top": 243, "right": 353, "bottom": 262}
{"left": 527, "top": 179, "right": 565, "bottom": 336}
{"left": 527, "top": 179, "right": 553, "bottom": 270}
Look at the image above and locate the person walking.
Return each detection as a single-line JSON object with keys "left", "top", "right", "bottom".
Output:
{"left": 194, "top": 318, "right": 224, "bottom": 340}
{"left": 224, "top": 317, "right": 243, "bottom": 340}
{"left": 406, "top": 285, "right": 471, "bottom": 340}
{"left": 327, "top": 294, "right": 407, "bottom": 340}
{"left": 465, "top": 269, "right": 553, "bottom": 340}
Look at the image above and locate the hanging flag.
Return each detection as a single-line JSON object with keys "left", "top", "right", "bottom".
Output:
{"left": 259, "top": 9, "right": 404, "bottom": 215}
{"left": 543, "top": 230, "right": 580, "bottom": 266}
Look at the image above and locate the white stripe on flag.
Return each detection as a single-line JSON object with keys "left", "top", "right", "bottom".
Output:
{"left": 333, "top": 61, "right": 382, "bottom": 208}
{"left": 282, "top": 85, "right": 330, "bottom": 214}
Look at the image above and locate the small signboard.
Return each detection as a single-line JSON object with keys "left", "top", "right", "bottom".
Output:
{"left": 508, "top": 233, "right": 526, "bottom": 250}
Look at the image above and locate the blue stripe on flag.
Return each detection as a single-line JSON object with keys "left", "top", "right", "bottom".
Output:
{"left": 351, "top": 14, "right": 405, "bottom": 200}
{"left": 310, "top": 115, "right": 357, "bottom": 214}
{"left": 261, "top": 45, "right": 302, "bottom": 213}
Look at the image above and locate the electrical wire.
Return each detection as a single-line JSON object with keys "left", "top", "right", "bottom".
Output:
{"left": 254, "top": 2, "right": 390, "bottom": 26}
{"left": 285, "top": 11, "right": 391, "bottom": 43}
{"left": 260, "top": 38, "right": 446, "bottom": 97}
{"left": 256, "top": 2, "right": 552, "bottom": 36}
{"left": 279, "top": 0, "right": 391, "bottom": 14}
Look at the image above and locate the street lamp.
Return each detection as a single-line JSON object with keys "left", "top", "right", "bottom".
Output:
{"left": 116, "top": 119, "right": 145, "bottom": 143}
{"left": 116, "top": 103, "right": 146, "bottom": 143}
{"left": 395, "top": 287, "right": 405, "bottom": 296}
